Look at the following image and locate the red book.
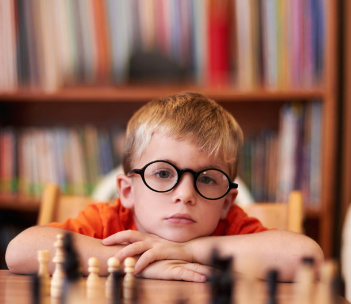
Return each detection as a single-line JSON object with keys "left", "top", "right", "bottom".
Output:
{"left": 92, "top": 0, "right": 111, "bottom": 83}
{"left": 207, "top": 0, "right": 230, "bottom": 86}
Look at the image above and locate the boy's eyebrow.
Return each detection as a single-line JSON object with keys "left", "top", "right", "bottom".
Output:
{"left": 158, "top": 159, "right": 226, "bottom": 172}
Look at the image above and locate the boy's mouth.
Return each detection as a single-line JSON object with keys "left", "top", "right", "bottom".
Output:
{"left": 166, "top": 213, "right": 196, "bottom": 224}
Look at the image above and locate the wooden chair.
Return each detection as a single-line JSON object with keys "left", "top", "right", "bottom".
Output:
{"left": 238, "top": 191, "right": 304, "bottom": 233}
{"left": 38, "top": 184, "right": 303, "bottom": 234}
{"left": 37, "top": 183, "right": 97, "bottom": 226}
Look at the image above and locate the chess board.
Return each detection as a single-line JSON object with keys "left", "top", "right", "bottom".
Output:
{"left": 1, "top": 270, "right": 350, "bottom": 304}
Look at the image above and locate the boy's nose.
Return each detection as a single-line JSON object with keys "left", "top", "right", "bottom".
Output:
{"left": 173, "top": 173, "right": 196, "bottom": 205}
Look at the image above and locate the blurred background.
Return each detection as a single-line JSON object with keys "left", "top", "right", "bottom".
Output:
{"left": 0, "top": 0, "right": 349, "bottom": 284}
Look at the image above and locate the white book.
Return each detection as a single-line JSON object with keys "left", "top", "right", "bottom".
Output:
{"left": 262, "top": 0, "right": 277, "bottom": 89}
{"left": 235, "top": 0, "right": 255, "bottom": 89}
{"left": 192, "top": 0, "right": 208, "bottom": 84}
{"left": 277, "top": 104, "right": 300, "bottom": 203}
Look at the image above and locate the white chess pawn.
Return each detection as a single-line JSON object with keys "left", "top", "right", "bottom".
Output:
{"left": 316, "top": 260, "right": 338, "bottom": 304}
{"left": 105, "top": 257, "right": 120, "bottom": 299}
{"left": 86, "top": 257, "right": 102, "bottom": 299}
{"left": 51, "top": 234, "right": 65, "bottom": 298}
{"left": 123, "top": 257, "right": 136, "bottom": 299}
{"left": 293, "top": 258, "right": 316, "bottom": 304}
{"left": 37, "top": 250, "right": 51, "bottom": 296}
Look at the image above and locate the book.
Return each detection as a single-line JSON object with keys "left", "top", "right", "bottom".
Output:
{"left": 207, "top": 0, "right": 230, "bottom": 86}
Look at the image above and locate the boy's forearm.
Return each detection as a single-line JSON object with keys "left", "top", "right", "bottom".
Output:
{"left": 186, "top": 230, "right": 324, "bottom": 282}
{"left": 5, "top": 226, "right": 125, "bottom": 276}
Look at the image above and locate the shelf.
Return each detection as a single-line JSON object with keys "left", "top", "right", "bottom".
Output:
{"left": 0, "top": 85, "right": 326, "bottom": 102}
{"left": 0, "top": 194, "right": 40, "bottom": 212}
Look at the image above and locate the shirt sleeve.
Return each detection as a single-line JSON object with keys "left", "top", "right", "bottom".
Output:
{"left": 212, "top": 204, "right": 270, "bottom": 236}
{"left": 46, "top": 203, "right": 107, "bottom": 239}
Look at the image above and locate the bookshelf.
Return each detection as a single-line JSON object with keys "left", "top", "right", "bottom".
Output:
{"left": 340, "top": 0, "right": 351, "bottom": 241}
{"left": 0, "top": 0, "right": 338, "bottom": 258}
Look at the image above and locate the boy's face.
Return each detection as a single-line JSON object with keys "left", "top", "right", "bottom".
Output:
{"left": 117, "top": 134, "right": 237, "bottom": 243}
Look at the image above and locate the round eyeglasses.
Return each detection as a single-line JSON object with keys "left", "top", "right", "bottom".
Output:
{"left": 128, "top": 160, "right": 238, "bottom": 200}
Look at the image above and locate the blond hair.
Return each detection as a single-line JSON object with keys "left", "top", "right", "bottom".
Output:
{"left": 122, "top": 92, "right": 243, "bottom": 180}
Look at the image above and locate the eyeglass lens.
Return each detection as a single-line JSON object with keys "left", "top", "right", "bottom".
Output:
{"left": 143, "top": 161, "right": 230, "bottom": 199}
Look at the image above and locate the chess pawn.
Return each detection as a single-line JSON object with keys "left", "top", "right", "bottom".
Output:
{"left": 316, "top": 260, "right": 338, "bottom": 304}
{"left": 51, "top": 234, "right": 65, "bottom": 298}
{"left": 86, "top": 257, "right": 102, "bottom": 299}
{"left": 123, "top": 257, "right": 136, "bottom": 300}
{"left": 105, "top": 257, "right": 120, "bottom": 299}
{"left": 293, "top": 257, "right": 315, "bottom": 304}
{"left": 37, "top": 250, "right": 50, "bottom": 296}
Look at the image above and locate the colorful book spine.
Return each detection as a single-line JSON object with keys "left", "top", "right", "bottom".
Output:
{"left": 240, "top": 101, "right": 322, "bottom": 206}
{"left": 0, "top": 0, "right": 326, "bottom": 91}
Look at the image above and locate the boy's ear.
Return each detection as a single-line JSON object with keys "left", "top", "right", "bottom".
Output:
{"left": 116, "top": 174, "right": 135, "bottom": 209}
{"left": 220, "top": 189, "right": 238, "bottom": 219}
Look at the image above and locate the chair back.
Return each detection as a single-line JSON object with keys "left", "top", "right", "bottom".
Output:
{"left": 238, "top": 191, "right": 303, "bottom": 233}
{"left": 38, "top": 184, "right": 303, "bottom": 233}
{"left": 37, "top": 184, "right": 96, "bottom": 225}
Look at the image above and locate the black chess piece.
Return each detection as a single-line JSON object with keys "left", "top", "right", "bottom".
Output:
{"left": 61, "top": 233, "right": 81, "bottom": 304}
{"left": 112, "top": 270, "right": 124, "bottom": 304}
{"left": 266, "top": 269, "right": 279, "bottom": 304}
{"left": 62, "top": 232, "right": 80, "bottom": 282}
{"left": 31, "top": 274, "right": 41, "bottom": 304}
{"left": 209, "top": 248, "right": 234, "bottom": 304}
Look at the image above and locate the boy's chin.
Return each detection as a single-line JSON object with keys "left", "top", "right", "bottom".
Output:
{"left": 159, "top": 232, "right": 200, "bottom": 243}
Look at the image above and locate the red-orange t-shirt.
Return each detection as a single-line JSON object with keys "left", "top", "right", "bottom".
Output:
{"left": 47, "top": 198, "right": 268, "bottom": 239}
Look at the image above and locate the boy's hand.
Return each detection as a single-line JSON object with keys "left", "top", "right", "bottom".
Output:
{"left": 137, "top": 259, "right": 209, "bottom": 282}
{"left": 102, "top": 230, "right": 193, "bottom": 274}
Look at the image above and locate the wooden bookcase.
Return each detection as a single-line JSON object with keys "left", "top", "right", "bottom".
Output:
{"left": 0, "top": 1, "right": 338, "bottom": 258}
{"left": 340, "top": 0, "right": 351, "bottom": 240}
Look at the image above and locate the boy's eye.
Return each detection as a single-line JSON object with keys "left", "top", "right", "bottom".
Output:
{"left": 155, "top": 170, "right": 173, "bottom": 179}
{"left": 198, "top": 175, "right": 216, "bottom": 185}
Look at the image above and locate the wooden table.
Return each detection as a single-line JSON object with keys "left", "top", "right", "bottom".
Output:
{"left": 0, "top": 269, "right": 349, "bottom": 304}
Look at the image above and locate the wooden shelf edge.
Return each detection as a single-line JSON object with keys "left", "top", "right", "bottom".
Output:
{"left": 0, "top": 194, "right": 40, "bottom": 212}
{"left": 0, "top": 86, "right": 326, "bottom": 102}
{"left": 305, "top": 208, "right": 320, "bottom": 219}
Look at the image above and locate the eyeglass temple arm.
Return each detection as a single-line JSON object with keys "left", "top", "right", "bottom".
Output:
{"left": 231, "top": 182, "right": 238, "bottom": 189}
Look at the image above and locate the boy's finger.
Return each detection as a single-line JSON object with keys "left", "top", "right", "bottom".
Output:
{"left": 172, "top": 267, "right": 207, "bottom": 283}
{"left": 114, "top": 241, "right": 152, "bottom": 262}
{"left": 135, "top": 245, "right": 191, "bottom": 273}
{"left": 182, "top": 263, "right": 212, "bottom": 277}
{"left": 102, "top": 230, "right": 147, "bottom": 245}
{"left": 134, "top": 250, "right": 160, "bottom": 273}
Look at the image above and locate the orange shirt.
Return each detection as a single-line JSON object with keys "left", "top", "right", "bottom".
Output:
{"left": 47, "top": 198, "right": 268, "bottom": 239}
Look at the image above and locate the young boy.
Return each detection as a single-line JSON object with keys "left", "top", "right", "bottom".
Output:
{"left": 6, "top": 92, "right": 323, "bottom": 282}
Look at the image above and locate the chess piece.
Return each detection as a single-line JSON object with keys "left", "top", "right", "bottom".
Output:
{"left": 37, "top": 250, "right": 50, "bottom": 296}
{"left": 209, "top": 248, "right": 234, "bottom": 304}
{"left": 316, "top": 260, "right": 338, "bottom": 304}
{"left": 31, "top": 274, "right": 41, "bottom": 304}
{"left": 106, "top": 257, "right": 120, "bottom": 299}
{"left": 293, "top": 257, "right": 315, "bottom": 304}
{"left": 86, "top": 257, "right": 102, "bottom": 299}
{"left": 62, "top": 233, "right": 84, "bottom": 303}
{"left": 123, "top": 257, "right": 137, "bottom": 300}
{"left": 51, "top": 234, "right": 65, "bottom": 298}
{"left": 62, "top": 233, "right": 80, "bottom": 282}
{"left": 266, "top": 269, "right": 279, "bottom": 304}
{"left": 112, "top": 270, "right": 125, "bottom": 304}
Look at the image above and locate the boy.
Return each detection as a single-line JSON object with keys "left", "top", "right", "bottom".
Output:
{"left": 6, "top": 92, "right": 323, "bottom": 282}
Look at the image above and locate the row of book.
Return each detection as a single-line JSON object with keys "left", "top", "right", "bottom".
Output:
{"left": 0, "top": 126, "right": 125, "bottom": 197}
{"left": 239, "top": 101, "right": 322, "bottom": 209}
{"left": 0, "top": 101, "right": 322, "bottom": 208}
{"left": 0, "top": 0, "right": 325, "bottom": 92}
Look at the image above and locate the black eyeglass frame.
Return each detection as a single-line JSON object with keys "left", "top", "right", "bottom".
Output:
{"left": 128, "top": 160, "right": 238, "bottom": 200}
